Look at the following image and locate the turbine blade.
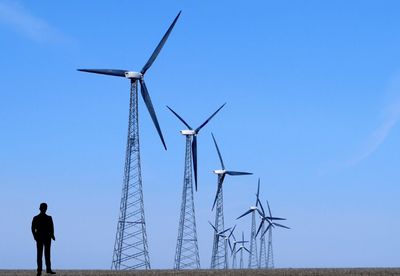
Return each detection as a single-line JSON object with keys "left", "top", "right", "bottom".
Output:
{"left": 220, "top": 228, "right": 231, "bottom": 235}
{"left": 244, "top": 247, "right": 251, "bottom": 254}
{"left": 211, "top": 185, "right": 220, "bottom": 211}
{"left": 218, "top": 173, "right": 226, "bottom": 186}
{"left": 262, "top": 224, "right": 272, "bottom": 237}
{"left": 228, "top": 225, "right": 236, "bottom": 239}
{"left": 212, "top": 174, "right": 225, "bottom": 210}
{"left": 77, "top": 69, "right": 127, "bottom": 77}
{"left": 139, "top": 79, "right": 167, "bottom": 150}
{"left": 228, "top": 239, "right": 233, "bottom": 253}
{"left": 226, "top": 171, "right": 252, "bottom": 176}
{"left": 211, "top": 133, "right": 225, "bottom": 170}
{"left": 256, "top": 220, "right": 265, "bottom": 237}
{"left": 232, "top": 232, "right": 237, "bottom": 241}
{"left": 258, "top": 199, "right": 265, "bottom": 216}
{"left": 195, "top": 103, "right": 226, "bottom": 133}
{"left": 208, "top": 221, "right": 217, "bottom": 232}
{"left": 166, "top": 106, "right": 192, "bottom": 129}
{"left": 192, "top": 136, "right": 198, "bottom": 191}
{"left": 141, "top": 11, "right": 181, "bottom": 74}
{"left": 267, "top": 216, "right": 286, "bottom": 221}
{"left": 273, "top": 222, "right": 290, "bottom": 229}
{"left": 236, "top": 209, "right": 253, "bottom": 220}
{"left": 267, "top": 200, "right": 272, "bottom": 217}
{"left": 231, "top": 244, "right": 236, "bottom": 256}
{"left": 256, "top": 178, "right": 260, "bottom": 206}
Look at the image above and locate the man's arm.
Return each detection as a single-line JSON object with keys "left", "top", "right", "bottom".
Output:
{"left": 49, "top": 216, "right": 55, "bottom": 241}
{"left": 31, "top": 217, "right": 37, "bottom": 240}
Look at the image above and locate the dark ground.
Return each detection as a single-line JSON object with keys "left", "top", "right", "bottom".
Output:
{"left": 1, "top": 269, "right": 400, "bottom": 276}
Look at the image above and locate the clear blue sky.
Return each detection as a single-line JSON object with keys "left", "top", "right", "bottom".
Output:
{"left": 1, "top": 0, "right": 400, "bottom": 269}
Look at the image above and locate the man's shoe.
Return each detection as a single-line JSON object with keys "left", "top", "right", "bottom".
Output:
{"left": 46, "top": 271, "right": 56, "bottom": 274}
{"left": 37, "top": 272, "right": 41, "bottom": 276}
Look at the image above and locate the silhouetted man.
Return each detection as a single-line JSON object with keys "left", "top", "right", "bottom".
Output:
{"left": 31, "top": 203, "right": 56, "bottom": 275}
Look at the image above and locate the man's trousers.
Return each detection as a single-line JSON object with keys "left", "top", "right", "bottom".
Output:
{"left": 36, "top": 239, "right": 51, "bottom": 272}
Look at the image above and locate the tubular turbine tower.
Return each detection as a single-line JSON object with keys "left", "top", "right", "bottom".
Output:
{"left": 78, "top": 12, "right": 181, "bottom": 269}
{"left": 167, "top": 104, "right": 225, "bottom": 269}
{"left": 210, "top": 133, "right": 252, "bottom": 269}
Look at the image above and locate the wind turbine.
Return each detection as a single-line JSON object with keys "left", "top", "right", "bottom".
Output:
{"left": 236, "top": 179, "right": 262, "bottom": 269}
{"left": 209, "top": 222, "right": 231, "bottom": 269}
{"left": 210, "top": 133, "right": 252, "bottom": 269}
{"left": 234, "top": 232, "right": 250, "bottom": 269}
{"left": 169, "top": 104, "right": 225, "bottom": 269}
{"left": 257, "top": 200, "right": 289, "bottom": 269}
{"left": 167, "top": 103, "right": 225, "bottom": 190}
{"left": 78, "top": 12, "right": 181, "bottom": 270}
{"left": 228, "top": 230, "right": 238, "bottom": 268}
{"left": 224, "top": 225, "right": 236, "bottom": 269}
{"left": 209, "top": 222, "right": 231, "bottom": 247}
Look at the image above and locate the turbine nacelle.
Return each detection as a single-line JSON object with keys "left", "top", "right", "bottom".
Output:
{"left": 180, "top": 129, "right": 196, "bottom": 136}
{"left": 213, "top": 169, "right": 226, "bottom": 175}
{"left": 124, "top": 71, "right": 143, "bottom": 79}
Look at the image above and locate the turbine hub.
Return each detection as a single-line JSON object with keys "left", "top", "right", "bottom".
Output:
{"left": 124, "top": 71, "right": 143, "bottom": 79}
{"left": 180, "top": 129, "right": 196, "bottom": 135}
{"left": 213, "top": 169, "right": 226, "bottom": 175}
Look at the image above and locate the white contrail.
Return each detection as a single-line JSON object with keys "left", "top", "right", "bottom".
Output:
{"left": 0, "top": 0, "right": 71, "bottom": 44}
{"left": 348, "top": 74, "right": 400, "bottom": 166}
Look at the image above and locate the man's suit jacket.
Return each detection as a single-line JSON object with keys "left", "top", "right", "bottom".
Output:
{"left": 31, "top": 213, "right": 54, "bottom": 242}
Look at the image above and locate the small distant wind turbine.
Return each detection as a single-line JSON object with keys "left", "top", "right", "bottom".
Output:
{"left": 257, "top": 200, "right": 289, "bottom": 269}
{"left": 226, "top": 225, "right": 237, "bottom": 256}
{"left": 236, "top": 179, "right": 263, "bottom": 268}
{"left": 257, "top": 200, "right": 289, "bottom": 237}
{"left": 234, "top": 232, "right": 251, "bottom": 269}
{"left": 211, "top": 133, "right": 252, "bottom": 211}
{"left": 221, "top": 225, "right": 236, "bottom": 269}
{"left": 210, "top": 133, "right": 252, "bottom": 269}
{"left": 209, "top": 221, "right": 231, "bottom": 246}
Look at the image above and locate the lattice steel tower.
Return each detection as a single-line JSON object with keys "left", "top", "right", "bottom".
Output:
{"left": 258, "top": 220, "right": 267, "bottom": 268}
{"left": 257, "top": 200, "right": 290, "bottom": 270}
{"left": 237, "top": 180, "right": 261, "bottom": 268}
{"left": 248, "top": 211, "right": 258, "bottom": 268}
{"left": 168, "top": 104, "right": 225, "bottom": 269}
{"left": 210, "top": 182, "right": 227, "bottom": 269}
{"left": 233, "top": 232, "right": 250, "bottom": 269}
{"left": 174, "top": 135, "right": 200, "bottom": 269}
{"left": 111, "top": 80, "right": 150, "bottom": 269}
{"left": 210, "top": 133, "right": 252, "bottom": 269}
{"left": 78, "top": 12, "right": 181, "bottom": 270}
{"left": 266, "top": 227, "right": 274, "bottom": 268}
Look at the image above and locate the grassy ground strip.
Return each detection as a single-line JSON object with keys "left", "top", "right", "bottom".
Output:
{"left": 1, "top": 269, "right": 400, "bottom": 276}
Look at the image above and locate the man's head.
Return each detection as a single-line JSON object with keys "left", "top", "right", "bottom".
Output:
{"left": 39, "top": 203, "right": 47, "bottom": 213}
